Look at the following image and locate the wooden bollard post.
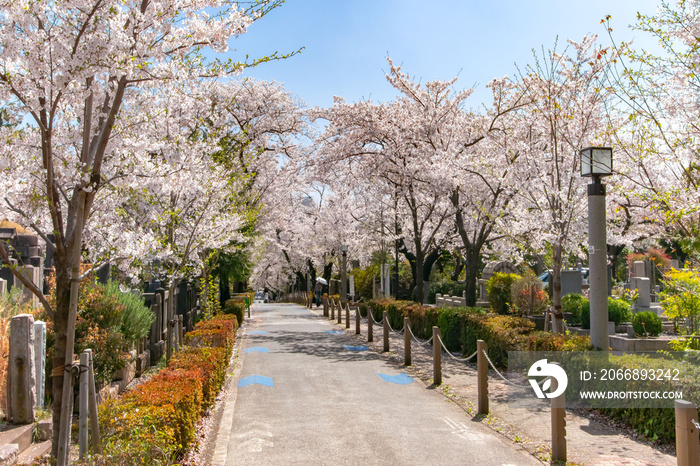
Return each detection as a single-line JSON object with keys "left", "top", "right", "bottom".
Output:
{"left": 323, "top": 295, "right": 329, "bottom": 317}
{"left": 551, "top": 364, "right": 566, "bottom": 463}
{"left": 337, "top": 301, "right": 342, "bottom": 324}
{"left": 404, "top": 317, "right": 411, "bottom": 366}
{"left": 383, "top": 311, "right": 390, "bottom": 352}
{"left": 330, "top": 299, "right": 335, "bottom": 320}
{"left": 368, "top": 307, "right": 373, "bottom": 342}
{"left": 355, "top": 305, "right": 361, "bottom": 334}
{"left": 433, "top": 326, "right": 442, "bottom": 385}
{"left": 87, "top": 350, "right": 101, "bottom": 454}
{"left": 79, "top": 351, "right": 89, "bottom": 459}
{"left": 346, "top": 303, "right": 350, "bottom": 329}
{"left": 477, "top": 340, "right": 489, "bottom": 414}
{"left": 675, "top": 400, "right": 700, "bottom": 466}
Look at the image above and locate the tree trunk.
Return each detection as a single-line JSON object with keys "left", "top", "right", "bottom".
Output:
{"left": 463, "top": 246, "right": 481, "bottom": 307}
{"left": 551, "top": 242, "right": 564, "bottom": 333}
{"left": 51, "top": 258, "right": 72, "bottom": 460}
{"left": 414, "top": 245, "right": 425, "bottom": 304}
{"left": 450, "top": 251, "right": 464, "bottom": 282}
{"left": 219, "top": 273, "right": 230, "bottom": 307}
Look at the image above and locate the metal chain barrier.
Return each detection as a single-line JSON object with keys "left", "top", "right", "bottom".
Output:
{"left": 407, "top": 324, "right": 433, "bottom": 346}
{"left": 436, "top": 334, "right": 477, "bottom": 362}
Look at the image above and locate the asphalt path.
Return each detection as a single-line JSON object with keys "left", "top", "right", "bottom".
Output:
{"left": 213, "top": 303, "right": 541, "bottom": 465}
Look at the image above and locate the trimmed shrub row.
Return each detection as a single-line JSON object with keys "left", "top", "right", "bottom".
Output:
{"left": 96, "top": 314, "right": 238, "bottom": 464}
{"left": 223, "top": 298, "right": 246, "bottom": 325}
{"left": 359, "top": 299, "right": 591, "bottom": 367}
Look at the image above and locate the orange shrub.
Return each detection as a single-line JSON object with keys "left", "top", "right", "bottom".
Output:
{"left": 96, "top": 314, "right": 237, "bottom": 464}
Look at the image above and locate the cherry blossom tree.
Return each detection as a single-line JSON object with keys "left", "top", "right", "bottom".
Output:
{"left": 509, "top": 37, "right": 614, "bottom": 332}
{"left": 603, "top": 4, "right": 700, "bottom": 261}
{"left": 0, "top": 0, "right": 286, "bottom": 460}
{"left": 314, "top": 91, "right": 456, "bottom": 303}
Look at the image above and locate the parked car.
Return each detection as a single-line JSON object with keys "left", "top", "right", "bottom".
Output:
{"left": 539, "top": 268, "right": 590, "bottom": 285}
{"left": 254, "top": 291, "right": 269, "bottom": 303}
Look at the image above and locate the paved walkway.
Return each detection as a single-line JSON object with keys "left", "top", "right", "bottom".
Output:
{"left": 211, "top": 303, "right": 541, "bottom": 465}
{"left": 298, "top": 303, "right": 677, "bottom": 466}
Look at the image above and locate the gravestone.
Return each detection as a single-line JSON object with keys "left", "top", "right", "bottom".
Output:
{"left": 670, "top": 259, "right": 679, "bottom": 270}
{"left": 632, "top": 261, "right": 647, "bottom": 278}
{"left": 561, "top": 270, "right": 583, "bottom": 296}
{"left": 96, "top": 262, "right": 110, "bottom": 285}
{"left": 8, "top": 314, "right": 36, "bottom": 424}
{"left": 44, "top": 234, "right": 56, "bottom": 270}
{"left": 33, "top": 321, "right": 46, "bottom": 409}
{"left": 631, "top": 275, "right": 663, "bottom": 315}
{"left": 0, "top": 278, "right": 5, "bottom": 295}
{"left": 0, "top": 258, "right": 16, "bottom": 289}
{"left": 435, "top": 293, "right": 443, "bottom": 306}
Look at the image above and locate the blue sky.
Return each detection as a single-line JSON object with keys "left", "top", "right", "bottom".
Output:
{"left": 230, "top": 0, "right": 662, "bottom": 109}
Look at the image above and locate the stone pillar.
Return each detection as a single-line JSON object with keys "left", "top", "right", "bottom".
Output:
{"left": 33, "top": 321, "right": 46, "bottom": 410}
{"left": 18, "top": 265, "right": 41, "bottom": 308}
{"left": 9, "top": 314, "right": 36, "bottom": 424}
{"left": 0, "top": 278, "right": 5, "bottom": 295}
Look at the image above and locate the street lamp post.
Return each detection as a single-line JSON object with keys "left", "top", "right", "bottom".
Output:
{"left": 581, "top": 147, "right": 613, "bottom": 350}
{"left": 341, "top": 244, "right": 348, "bottom": 302}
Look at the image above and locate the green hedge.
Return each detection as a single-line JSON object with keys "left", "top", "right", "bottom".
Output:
{"left": 581, "top": 297, "right": 631, "bottom": 329}
{"left": 362, "top": 299, "right": 590, "bottom": 367}
{"left": 595, "top": 354, "right": 700, "bottom": 444}
{"left": 223, "top": 298, "right": 246, "bottom": 326}
{"left": 96, "top": 314, "right": 238, "bottom": 464}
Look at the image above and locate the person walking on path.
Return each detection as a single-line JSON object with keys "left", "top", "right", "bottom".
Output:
{"left": 314, "top": 278, "right": 324, "bottom": 307}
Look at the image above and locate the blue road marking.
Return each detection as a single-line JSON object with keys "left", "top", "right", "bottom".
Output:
{"left": 244, "top": 347, "right": 269, "bottom": 353}
{"left": 247, "top": 331, "right": 267, "bottom": 335}
{"left": 377, "top": 373, "right": 414, "bottom": 385}
{"left": 238, "top": 375, "right": 274, "bottom": 388}
{"left": 326, "top": 330, "right": 344, "bottom": 335}
{"left": 344, "top": 345, "right": 369, "bottom": 351}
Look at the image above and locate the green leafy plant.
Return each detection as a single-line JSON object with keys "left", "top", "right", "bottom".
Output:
{"left": 561, "top": 293, "right": 588, "bottom": 324}
{"left": 632, "top": 311, "right": 662, "bottom": 337}
{"left": 660, "top": 268, "right": 700, "bottom": 332}
{"left": 608, "top": 297, "right": 632, "bottom": 326}
{"left": 105, "top": 281, "right": 155, "bottom": 346}
{"left": 580, "top": 297, "right": 630, "bottom": 329}
{"left": 486, "top": 272, "right": 520, "bottom": 315}
{"left": 668, "top": 333, "right": 700, "bottom": 351}
{"left": 200, "top": 272, "right": 221, "bottom": 321}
